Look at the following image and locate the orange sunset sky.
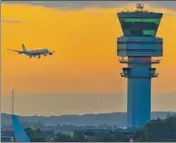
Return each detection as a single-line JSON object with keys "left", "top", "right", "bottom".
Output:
{"left": 1, "top": 1, "right": 176, "bottom": 115}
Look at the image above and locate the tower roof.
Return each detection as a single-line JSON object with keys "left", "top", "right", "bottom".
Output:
{"left": 117, "top": 4, "right": 163, "bottom": 37}
{"left": 118, "top": 11, "right": 163, "bottom": 18}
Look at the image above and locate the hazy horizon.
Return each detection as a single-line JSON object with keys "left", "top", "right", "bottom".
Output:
{"left": 2, "top": 93, "right": 176, "bottom": 116}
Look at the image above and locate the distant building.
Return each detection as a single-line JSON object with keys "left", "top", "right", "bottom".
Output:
{"left": 1, "top": 131, "right": 14, "bottom": 142}
{"left": 54, "top": 130, "right": 74, "bottom": 136}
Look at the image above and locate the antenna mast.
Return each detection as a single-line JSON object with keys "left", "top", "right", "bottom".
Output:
{"left": 125, "top": 0, "right": 129, "bottom": 11}
{"left": 12, "top": 90, "right": 14, "bottom": 114}
{"left": 136, "top": 3, "right": 144, "bottom": 12}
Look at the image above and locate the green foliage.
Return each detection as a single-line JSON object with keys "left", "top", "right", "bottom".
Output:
{"left": 91, "top": 131, "right": 114, "bottom": 142}
{"left": 84, "top": 130, "right": 129, "bottom": 142}
{"left": 25, "top": 115, "right": 176, "bottom": 142}
{"left": 54, "top": 133, "right": 73, "bottom": 142}
{"left": 134, "top": 116, "right": 176, "bottom": 142}
{"left": 25, "top": 128, "right": 46, "bottom": 142}
{"left": 72, "top": 131, "right": 88, "bottom": 141}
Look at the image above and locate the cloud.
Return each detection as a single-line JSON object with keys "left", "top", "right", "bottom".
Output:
{"left": 2, "top": 1, "right": 176, "bottom": 10}
{"left": 2, "top": 1, "right": 126, "bottom": 9}
{"left": 1, "top": 18, "right": 21, "bottom": 23}
{"left": 149, "top": 1, "right": 176, "bottom": 10}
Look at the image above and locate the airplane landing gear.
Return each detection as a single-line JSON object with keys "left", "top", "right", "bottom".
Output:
{"left": 38, "top": 56, "right": 41, "bottom": 59}
{"left": 29, "top": 55, "right": 32, "bottom": 58}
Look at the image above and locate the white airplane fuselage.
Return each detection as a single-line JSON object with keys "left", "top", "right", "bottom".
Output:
{"left": 24, "top": 49, "right": 51, "bottom": 56}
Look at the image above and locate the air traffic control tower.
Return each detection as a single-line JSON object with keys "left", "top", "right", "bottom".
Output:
{"left": 117, "top": 4, "right": 163, "bottom": 129}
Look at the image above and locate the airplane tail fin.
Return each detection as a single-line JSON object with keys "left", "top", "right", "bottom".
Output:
{"left": 22, "top": 44, "right": 27, "bottom": 52}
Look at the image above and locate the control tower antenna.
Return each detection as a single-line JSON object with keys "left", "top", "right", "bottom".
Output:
{"left": 124, "top": 0, "right": 129, "bottom": 11}
{"left": 136, "top": 3, "right": 144, "bottom": 12}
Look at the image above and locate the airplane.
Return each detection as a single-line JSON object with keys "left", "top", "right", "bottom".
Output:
{"left": 8, "top": 44, "right": 55, "bottom": 59}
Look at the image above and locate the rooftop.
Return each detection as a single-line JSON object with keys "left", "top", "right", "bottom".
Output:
{"left": 119, "top": 4, "right": 163, "bottom": 17}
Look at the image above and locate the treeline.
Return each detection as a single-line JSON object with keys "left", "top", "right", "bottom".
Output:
{"left": 25, "top": 115, "right": 176, "bottom": 142}
{"left": 25, "top": 128, "right": 130, "bottom": 142}
{"left": 134, "top": 115, "right": 176, "bottom": 142}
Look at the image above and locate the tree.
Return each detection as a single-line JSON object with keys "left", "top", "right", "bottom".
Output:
{"left": 134, "top": 116, "right": 176, "bottom": 142}
{"left": 25, "top": 128, "right": 46, "bottom": 142}
{"left": 72, "top": 131, "right": 88, "bottom": 141}
{"left": 54, "top": 133, "right": 73, "bottom": 142}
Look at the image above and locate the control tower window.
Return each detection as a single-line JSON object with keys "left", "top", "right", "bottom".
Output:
{"left": 123, "top": 18, "right": 160, "bottom": 25}
{"left": 119, "top": 17, "right": 161, "bottom": 36}
{"left": 143, "top": 30, "right": 155, "bottom": 36}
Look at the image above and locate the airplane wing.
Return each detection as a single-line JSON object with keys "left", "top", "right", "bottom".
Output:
{"left": 8, "top": 49, "right": 24, "bottom": 54}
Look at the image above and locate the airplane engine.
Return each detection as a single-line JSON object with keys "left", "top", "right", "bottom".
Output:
{"left": 49, "top": 51, "right": 55, "bottom": 55}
